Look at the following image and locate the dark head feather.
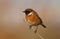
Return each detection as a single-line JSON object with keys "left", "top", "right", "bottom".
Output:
{"left": 23, "top": 8, "right": 33, "bottom": 15}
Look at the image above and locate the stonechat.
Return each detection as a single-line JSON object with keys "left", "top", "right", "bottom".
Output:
{"left": 23, "top": 8, "right": 46, "bottom": 33}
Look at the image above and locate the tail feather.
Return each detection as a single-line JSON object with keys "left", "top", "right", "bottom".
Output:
{"left": 41, "top": 24, "right": 46, "bottom": 28}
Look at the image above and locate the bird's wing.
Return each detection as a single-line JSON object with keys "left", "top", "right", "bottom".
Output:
{"left": 34, "top": 11, "right": 43, "bottom": 23}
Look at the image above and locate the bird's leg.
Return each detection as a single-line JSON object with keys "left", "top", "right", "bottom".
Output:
{"left": 34, "top": 26, "right": 38, "bottom": 33}
{"left": 29, "top": 25, "right": 33, "bottom": 29}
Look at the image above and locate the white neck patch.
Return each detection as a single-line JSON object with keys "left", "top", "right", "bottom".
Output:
{"left": 28, "top": 12, "right": 33, "bottom": 15}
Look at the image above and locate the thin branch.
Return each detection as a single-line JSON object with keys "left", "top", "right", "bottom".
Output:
{"left": 36, "top": 33, "right": 44, "bottom": 39}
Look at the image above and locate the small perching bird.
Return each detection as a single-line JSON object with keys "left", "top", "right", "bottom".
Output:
{"left": 23, "top": 8, "right": 46, "bottom": 33}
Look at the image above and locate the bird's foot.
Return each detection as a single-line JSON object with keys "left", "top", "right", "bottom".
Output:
{"left": 34, "top": 30, "right": 37, "bottom": 33}
{"left": 29, "top": 25, "right": 32, "bottom": 29}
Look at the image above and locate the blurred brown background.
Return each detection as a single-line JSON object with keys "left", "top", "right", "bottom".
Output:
{"left": 0, "top": 0, "right": 60, "bottom": 39}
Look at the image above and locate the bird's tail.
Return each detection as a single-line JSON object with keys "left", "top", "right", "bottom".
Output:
{"left": 41, "top": 23, "right": 46, "bottom": 28}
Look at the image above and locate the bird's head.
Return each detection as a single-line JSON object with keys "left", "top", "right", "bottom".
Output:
{"left": 23, "top": 8, "right": 34, "bottom": 15}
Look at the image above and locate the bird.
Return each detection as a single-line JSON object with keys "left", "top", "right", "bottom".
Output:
{"left": 23, "top": 8, "right": 46, "bottom": 33}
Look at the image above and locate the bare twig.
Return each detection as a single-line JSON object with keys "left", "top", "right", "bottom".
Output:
{"left": 35, "top": 33, "right": 44, "bottom": 39}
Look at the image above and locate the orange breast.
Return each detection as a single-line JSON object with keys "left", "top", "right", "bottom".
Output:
{"left": 26, "top": 13, "right": 40, "bottom": 25}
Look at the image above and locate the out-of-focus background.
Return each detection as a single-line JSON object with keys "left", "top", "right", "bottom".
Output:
{"left": 0, "top": 0, "right": 60, "bottom": 39}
